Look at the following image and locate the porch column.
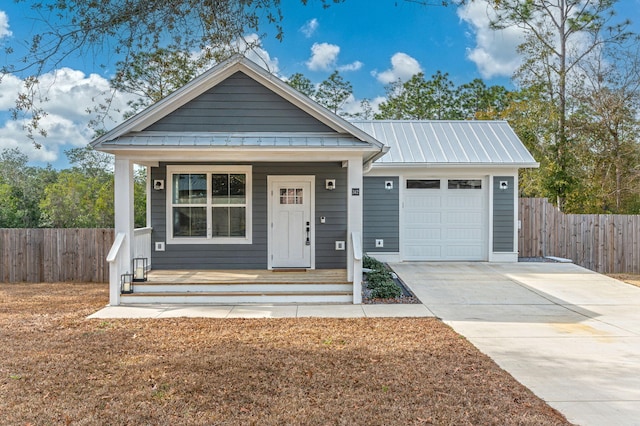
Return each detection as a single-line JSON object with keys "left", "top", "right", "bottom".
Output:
{"left": 110, "top": 157, "right": 135, "bottom": 306}
{"left": 346, "top": 157, "right": 363, "bottom": 304}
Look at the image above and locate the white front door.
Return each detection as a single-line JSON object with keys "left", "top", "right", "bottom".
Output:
{"left": 269, "top": 176, "right": 314, "bottom": 268}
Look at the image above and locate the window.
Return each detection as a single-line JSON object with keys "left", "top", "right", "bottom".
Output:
{"left": 406, "top": 179, "right": 440, "bottom": 189}
{"left": 448, "top": 179, "right": 482, "bottom": 189}
{"left": 279, "top": 188, "right": 303, "bottom": 204}
{"left": 167, "top": 166, "right": 252, "bottom": 244}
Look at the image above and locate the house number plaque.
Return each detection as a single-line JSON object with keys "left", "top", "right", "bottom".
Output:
{"left": 351, "top": 188, "right": 360, "bottom": 196}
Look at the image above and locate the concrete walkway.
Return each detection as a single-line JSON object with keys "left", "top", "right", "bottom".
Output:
{"left": 88, "top": 301, "right": 434, "bottom": 319}
{"left": 391, "top": 262, "right": 640, "bottom": 426}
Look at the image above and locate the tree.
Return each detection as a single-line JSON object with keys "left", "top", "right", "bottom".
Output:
{"left": 0, "top": 148, "right": 57, "bottom": 227}
{"left": 4, "top": 0, "right": 343, "bottom": 144}
{"left": 488, "top": 0, "right": 633, "bottom": 210}
{"left": 375, "top": 72, "right": 509, "bottom": 120}
{"left": 456, "top": 79, "right": 509, "bottom": 119}
{"left": 287, "top": 73, "right": 316, "bottom": 98}
{"left": 39, "top": 170, "right": 112, "bottom": 228}
{"left": 287, "top": 70, "right": 354, "bottom": 116}
{"left": 315, "top": 70, "right": 353, "bottom": 114}
{"left": 107, "top": 47, "right": 210, "bottom": 120}
{"left": 568, "top": 43, "right": 640, "bottom": 213}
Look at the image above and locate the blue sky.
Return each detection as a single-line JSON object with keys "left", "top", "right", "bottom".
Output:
{"left": 0, "top": 0, "right": 638, "bottom": 169}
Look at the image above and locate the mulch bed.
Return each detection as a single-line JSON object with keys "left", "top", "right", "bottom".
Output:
{"left": 0, "top": 283, "right": 570, "bottom": 425}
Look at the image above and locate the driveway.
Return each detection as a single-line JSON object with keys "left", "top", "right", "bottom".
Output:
{"left": 391, "top": 262, "right": 640, "bottom": 426}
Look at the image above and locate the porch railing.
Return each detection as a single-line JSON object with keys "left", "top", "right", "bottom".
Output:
{"left": 351, "top": 231, "right": 363, "bottom": 304}
{"left": 133, "top": 227, "right": 153, "bottom": 268}
{"left": 106, "top": 232, "right": 127, "bottom": 306}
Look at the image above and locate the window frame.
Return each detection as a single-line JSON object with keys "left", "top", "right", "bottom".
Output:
{"left": 166, "top": 165, "right": 252, "bottom": 245}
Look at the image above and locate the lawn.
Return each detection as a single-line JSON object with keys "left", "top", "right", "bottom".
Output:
{"left": 0, "top": 283, "right": 569, "bottom": 425}
{"left": 609, "top": 274, "right": 640, "bottom": 288}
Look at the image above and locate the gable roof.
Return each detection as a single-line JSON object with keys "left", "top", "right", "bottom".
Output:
{"left": 91, "top": 55, "right": 387, "bottom": 163}
{"left": 351, "top": 120, "right": 538, "bottom": 168}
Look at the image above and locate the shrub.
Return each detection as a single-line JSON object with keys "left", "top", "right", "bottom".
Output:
{"left": 363, "top": 256, "right": 402, "bottom": 299}
{"left": 370, "top": 280, "right": 402, "bottom": 299}
{"left": 363, "top": 255, "right": 385, "bottom": 271}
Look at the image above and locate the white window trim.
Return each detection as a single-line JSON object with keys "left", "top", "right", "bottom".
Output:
{"left": 166, "top": 165, "right": 252, "bottom": 245}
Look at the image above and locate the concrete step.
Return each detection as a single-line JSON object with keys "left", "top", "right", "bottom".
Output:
{"left": 132, "top": 282, "right": 353, "bottom": 294}
{"left": 120, "top": 291, "right": 353, "bottom": 305}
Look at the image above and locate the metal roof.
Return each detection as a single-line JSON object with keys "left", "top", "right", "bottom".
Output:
{"left": 351, "top": 120, "right": 538, "bottom": 166}
{"left": 102, "top": 132, "right": 371, "bottom": 148}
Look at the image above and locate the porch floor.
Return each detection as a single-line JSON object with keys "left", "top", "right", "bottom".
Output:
{"left": 145, "top": 269, "right": 348, "bottom": 284}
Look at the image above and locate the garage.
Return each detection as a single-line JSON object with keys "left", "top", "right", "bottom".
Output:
{"left": 403, "top": 177, "right": 487, "bottom": 261}
{"left": 355, "top": 120, "right": 539, "bottom": 263}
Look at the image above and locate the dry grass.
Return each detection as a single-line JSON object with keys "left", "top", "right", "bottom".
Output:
{"left": 609, "top": 274, "right": 640, "bottom": 288}
{"left": 0, "top": 283, "right": 570, "bottom": 426}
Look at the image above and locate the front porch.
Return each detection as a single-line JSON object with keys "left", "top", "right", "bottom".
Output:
{"left": 120, "top": 268, "right": 353, "bottom": 305}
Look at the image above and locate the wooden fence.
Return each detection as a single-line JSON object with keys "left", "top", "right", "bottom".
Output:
{"left": 0, "top": 229, "right": 114, "bottom": 283}
{"left": 519, "top": 198, "right": 640, "bottom": 274}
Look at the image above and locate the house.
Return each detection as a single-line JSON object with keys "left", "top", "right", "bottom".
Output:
{"left": 92, "top": 55, "right": 538, "bottom": 306}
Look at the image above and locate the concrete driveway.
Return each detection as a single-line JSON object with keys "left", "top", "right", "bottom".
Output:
{"left": 391, "top": 262, "right": 640, "bottom": 426}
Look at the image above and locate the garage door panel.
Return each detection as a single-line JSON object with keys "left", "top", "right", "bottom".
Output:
{"left": 406, "top": 211, "right": 441, "bottom": 224}
{"left": 406, "top": 227, "right": 441, "bottom": 240}
{"left": 405, "top": 195, "right": 441, "bottom": 209}
{"left": 445, "top": 212, "right": 482, "bottom": 224}
{"left": 447, "top": 228, "right": 482, "bottom": 240}
{"left": 445, "top": 195, "right": 481, "bottom": 209}
{"left": 405, "top": 244, "right": 441, "bottom": 258}
{"left": 444, "top": 245, "right": 483, "bottom": 259}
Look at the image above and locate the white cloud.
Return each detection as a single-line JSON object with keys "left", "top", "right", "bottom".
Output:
{"left": 0, "top": 11, "right": 12, "bottom": 38}
{"left": 306, "top": 42, "right": 340, "bottom": 71}
{"left": 300, "top": 18, "right": 319, "bottom": 38}
{"left": 373, "top": 53, "right": 422, "bottom": 84}
{"left": 338, "top": 61, "right": 363, "bottom": 72}
{"left": 0, "top": 68, "right": 134, "bottom": 164}
{"left": 229, "top": 34, "right": 280, "bottom": 74}
{"left": 0, "top": 73, "right": 21, "bottom": 109}
{"left": 457, "top": 1, "right": 525, "bottom": 78}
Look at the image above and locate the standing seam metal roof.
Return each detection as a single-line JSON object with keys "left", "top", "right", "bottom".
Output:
{"left": 350, "top": 120, "right": 537, "bottom": 166}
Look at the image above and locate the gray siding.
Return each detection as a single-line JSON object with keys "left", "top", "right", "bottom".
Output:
{"left": 493, "top": 176, "right": 515, "bottom": 252}
{"left": 363, "top": 177, "right": 399, "bottom": 253}
{"left": 150, "top": 162, "right": 347, "bottom": 270}
{"left": 145, "top": 72, "right": 334, "bottom": 133}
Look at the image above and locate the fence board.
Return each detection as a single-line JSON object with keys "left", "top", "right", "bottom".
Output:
{"left": 519, "top": 198, "right": 640, "bottom": 274}
{"left": 0, "top": 228, "right": 114, "bottom": 283}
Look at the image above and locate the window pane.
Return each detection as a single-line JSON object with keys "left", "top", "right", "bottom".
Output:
{"left": 211, "top": 207, "right": 229, "bottom": 237}
{"left": 448, "top": 179, "right": 482, "bottom": 189}
{"left": 173, "top": 207, "right": 206, "bottom": 237}
{"left": 407, "top": 179, "right": 440, "bottom": 189}
{"left": 211, "top": 174, "right": 229, "bottom": 204}
{"left": 229, "top": 207, "right": 246, "bottom": 237}
{"left": 212, "top": 207, "right": 246, "bottom": 237}
{"left": 173, "top": 174, "right": 207, "bottom": 204}
{"left": 229, "top": 174, "right": 246, "bottom": 204}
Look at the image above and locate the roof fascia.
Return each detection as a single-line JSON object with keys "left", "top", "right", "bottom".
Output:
{"left": 371, "top": 162, "right": 540, "bottom": 169}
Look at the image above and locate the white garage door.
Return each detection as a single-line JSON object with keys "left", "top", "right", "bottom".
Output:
{"left": 403, "top": 178, "right": 487, "bottom": 261}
